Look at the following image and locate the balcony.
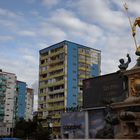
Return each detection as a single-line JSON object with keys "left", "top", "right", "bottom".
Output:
{"left": 47, "top": 105, "right": 65, "bottom": 111}
{"left": 38, "top": 100, "right": 47, "bottom": 104}
{"left": 78, "top": 67, "right": 90, "bottom": 71}
{"left": 48, "top": 89, "right": 64, "bottom": 95}
{"left": 79, "top": 74, "right": 90, "bottom": 79}
{"left": 47, "top": 80, "right": 64, "bottom": 87}
{"left": 0, "top": 87, "right": 6, "bottom": 92}
{"left": 39, "top": 79, "right": 64, "bottom": 89}
{"left": 40, "top": 62, "right": 48, "bottom": 67}
{"left": 0, "top": 110, "right": 4, "bottom": 115}
{"left": 39, "top": 83, "right": 48, "bottom": 89}
{"left": 78, "top": 51, "right": 91, "bottom": 57}
{"left": 49, "top": 48, "right": 65, "bottom": 57}
{"left": 38, "top": 107, "right": 47, "bottom": 112}
{"left": 47, "top": 97, "right": 64, "bottom": 103}
{"left": 53, "top": 122, "right": 60, "bottom": 127}
{"left": 0, "top": 93, "right": 5, "bottom": 97}
{"left": 52, "top": 114, "right": 61, "bottom": 119}
{"left": 39, "top": 77, "right": 48, "bottom": 81}
{"left": 38, "top": 92, "right": 47, "bottom": 97}
{"left": 39, "top": 70, "right": 48, "bottom": 75}
{"left": 40, "top": 55, "right": 48, "bottom": 60}
{"left": 48, "top": 65, "right": 64, "bottom": 72}
{"left": 48, "top": 58, "right": 65, "bottom": 65}
{"left": 78, "top": 59, "right": 91, "bottom": 65}
{"left": 0, "top": 76, "right": 7, "bottom": 81}
{"left": 0, "top": 81, "right": 6, "bottom": 86}
{"left": 48, "top": 72, "right": 65, "bottom": 80}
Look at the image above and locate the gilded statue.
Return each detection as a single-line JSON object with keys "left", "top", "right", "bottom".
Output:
{"left": 130, "top": 74, "right": 140, "bottom": 97}
{"left": 132, "top": 17, "right": 140, "bottom": 56}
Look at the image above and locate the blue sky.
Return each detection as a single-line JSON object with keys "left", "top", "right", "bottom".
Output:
{"left": 0, "top": 0, "right": 140, "bottom": 110}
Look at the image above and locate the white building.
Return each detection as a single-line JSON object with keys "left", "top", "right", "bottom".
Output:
{"left": 0, "top": 69, "right": 17, "bottom": 136}
{"left": 25, "top": 88, "right": 33, "bottom": 121}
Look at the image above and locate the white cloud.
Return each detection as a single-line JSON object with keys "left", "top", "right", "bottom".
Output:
{"left": 42, "top": 0, "right": 59, "bottom": 7}
{"left": 0, "top": 8, "right": 23, "bottom": 19}
{"left": 46, "top": 8, "right": 103, "bottom": 45}
{"left": 39, "top": 22, "right": 67, "bottom": 42}
{"left": 0, "top": 35, "right": 14, "bottom": 41}
{"left": 18, "top": 30, "right": 37, "bottom": 37}
{"left": 73, "top": 0, "right": 127, "bottom": 32}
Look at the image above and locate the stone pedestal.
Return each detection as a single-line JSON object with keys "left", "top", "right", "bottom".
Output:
{"left": 111, "top": 65, "right": 140, "bottom": 139}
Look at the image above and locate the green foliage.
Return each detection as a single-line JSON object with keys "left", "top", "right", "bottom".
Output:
{"left": 14, "top": 116, "right": 52, "bottom": 140}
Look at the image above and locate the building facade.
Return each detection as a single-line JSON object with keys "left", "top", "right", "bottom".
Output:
{"left": 17, "top": 81, "right": 27, "bottom": 119}
{"left": 38, "top": 40, "right": 101, "bottom": 135}
{"left": 0, "top": 69, "right": 17, "bottom": 136}
{"left": 25, "top": 88, "right": 33, "bottom": 121}
{"left": 17, "top": 81, "right": 33, "bottom": 120}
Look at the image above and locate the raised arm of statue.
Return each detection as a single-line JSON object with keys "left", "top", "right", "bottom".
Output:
{"left": 127, "top": 53, "right": 131, "bottom": 63}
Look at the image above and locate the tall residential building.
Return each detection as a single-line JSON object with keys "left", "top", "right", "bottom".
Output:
{"left": 0, "top": 69, "right": 17, "bottom": 136}
{"left": 38, "top": 40, "right": 101, "bottom": 135}
{"left": 17, "top": 81, "right": 33, "bottom": 121}
{"left": 25, "top": 88, "right": 34, "bottom": 121}
{"left": 17, "top": 81, "right": 27, "bottom": 119}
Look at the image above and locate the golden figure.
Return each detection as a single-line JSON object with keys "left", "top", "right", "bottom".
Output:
{"left": 132, "top": 17, "right": 140, "bottom": 56}
{"left": 132, "top": 17, "right": 140, "bottom": 36}
{"left": 124, "top": 3, "right": 140, "bottom": 56}
{"left": 130, "top": 74, "right": 140, "bottom": 96}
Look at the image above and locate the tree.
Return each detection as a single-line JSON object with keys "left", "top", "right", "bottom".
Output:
{"left": 14, "top": 116, "right": 52, "bottom": 140}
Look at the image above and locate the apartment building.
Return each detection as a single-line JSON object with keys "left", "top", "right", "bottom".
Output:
{"left": 38, "top": 40, "right": 101, "bottom": 135}
{"left": 0, "top": 69, "right": 17, "bottom": 136}
{"left": 17, "top": 81, "right": 27, "bottom": 119}
{"left": 25, "top": 88, "right": 33, "bottom": 121}
{"left": 17, "top": 81, "right": 33, "bottom": 120}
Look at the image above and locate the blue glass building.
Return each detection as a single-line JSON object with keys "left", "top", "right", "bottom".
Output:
{"left": 17, "top": 81, "right": 27, "bottom": 119}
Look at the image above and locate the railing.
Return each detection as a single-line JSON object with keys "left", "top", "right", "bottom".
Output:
{"left": 48, "top": 89, "right": 64, "bottom": 95}
{"left": 39, "top": 70, "right": 47, "bottom": 75}
{"left": 38, "top": 92, "right": 47, "bottom": 97}
{"left": 38, "top": 100, "right": 47, "bottom": 104}
{"left": 48, "top": 58, "right": 65, "bottom": 65}
{"left": 47, "top": 72, "right": 65, "bottom": 80}
{"left": 78, "top": 59, "right": 91, "bottom": 65}
{"left": 78, "top": 67, "right": 90, "bottom": 71}
{"left": 48, "top": 65, "right": 64, "bottom": 72}
{"left": 47, "top": 106, "right": 65, "bottom": 111}
{"left": 47, "top": 80, "right": 64, "bottom": 87}
{"left": 49, "top": 48, "right": 65, "bottom": 57}
{"left": 52, "top": 114, "right": 61, "bottom": 119}
{"left": 40, "top": 55, "right": 48, "bottom": 60}
{"left": 47, "top": 97, "right": 64, "bottom": 103}
{"left": 53, "top": 122, "right": 60, "bottom": 127}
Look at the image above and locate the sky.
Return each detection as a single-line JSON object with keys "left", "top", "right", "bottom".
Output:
{"left": 0, "top": 0, "right": 140, "bottom": 110}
